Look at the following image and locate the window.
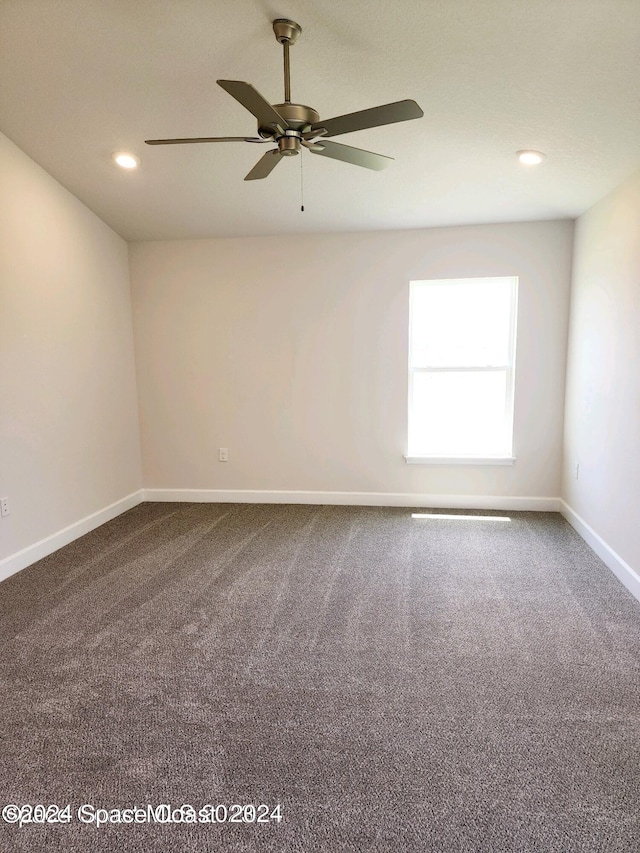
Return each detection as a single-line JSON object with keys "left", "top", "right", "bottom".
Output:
{"left": 407, "top": 276, "right": 518, "bottom": 462}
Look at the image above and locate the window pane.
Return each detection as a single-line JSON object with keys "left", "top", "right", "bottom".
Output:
{"left": 409, "top": 370, "right": 510, "bottom": 456}
{"left": 410, "top": 279, "right": 514, "bottom": 368}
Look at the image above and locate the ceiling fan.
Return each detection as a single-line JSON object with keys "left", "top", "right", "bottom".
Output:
{"left": 145, "top": 19, "right": 424, "bottom": 181}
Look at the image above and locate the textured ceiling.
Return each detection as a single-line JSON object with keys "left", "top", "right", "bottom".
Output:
{"left": 1, "top": 0, "right": 640, "bottom": 241}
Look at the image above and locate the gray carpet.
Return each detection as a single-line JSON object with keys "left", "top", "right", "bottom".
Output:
{"left": 1, "top": 503, "right": 639, "bottom": 852}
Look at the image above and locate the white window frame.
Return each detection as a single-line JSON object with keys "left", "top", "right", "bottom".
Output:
{"left": 405, "top": 276, "right": 518, "bottom": 465}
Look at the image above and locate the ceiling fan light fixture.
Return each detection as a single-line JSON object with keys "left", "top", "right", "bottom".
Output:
{"left": 113, "top": 151, "right": 140, "bottom": 169}
{"left": 517, "top": 150, "right": 546, "bottom": 166}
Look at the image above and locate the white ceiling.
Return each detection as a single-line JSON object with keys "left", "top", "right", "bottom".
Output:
{"left": 2, "top": 0, "right": 640, "bottom": 241}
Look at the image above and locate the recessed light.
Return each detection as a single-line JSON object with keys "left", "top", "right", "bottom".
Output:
{"left": 517, "top": 150, "right": 546, "bottom": 166}
{"left": 112, "top": 152, "right": 140, "bottom": 169}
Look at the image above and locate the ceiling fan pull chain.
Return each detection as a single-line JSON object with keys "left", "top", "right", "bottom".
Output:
{"left": 300, "top": 155, "right": 304, "bottom": 212}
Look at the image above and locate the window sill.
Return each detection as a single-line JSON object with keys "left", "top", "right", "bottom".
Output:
{"left": 404, "top": 455, "right": 516, "bottom": 466}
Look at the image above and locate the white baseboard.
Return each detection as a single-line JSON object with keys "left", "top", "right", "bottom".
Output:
{"left": 144, "top": 488, "right": 560, "bottom": 512}
{"left": 0, "top": 490, "right": 144, "bottom": 584}
{"left": 560, "top": 500, "right": 640, "bottom": 604}
{"left": 0, "top": 488, "right": 562, "bottom": 586}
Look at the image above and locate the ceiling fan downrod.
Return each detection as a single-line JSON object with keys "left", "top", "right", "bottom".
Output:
{"left": 273, "top": 19, "right": 301, "bottom": 104}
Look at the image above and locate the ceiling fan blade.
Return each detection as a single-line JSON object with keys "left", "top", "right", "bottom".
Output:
{"left": 244, "top": 150, "right": 282, "bottom": 181}
{"left": 217, "top": 80, "right": 287, "bottom": 129}
{"left": 310, "top": 99, "right": 423, "bottom": 138}
{"left": 145, "top": 136, "right": 267, "bottom": 145}
{"left": 309, "top": 140, "right": 393, "bottom": 171}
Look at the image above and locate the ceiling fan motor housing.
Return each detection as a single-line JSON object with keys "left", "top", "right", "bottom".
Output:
{"left": 258, "top": 103, "right": 320, "bottom": 139}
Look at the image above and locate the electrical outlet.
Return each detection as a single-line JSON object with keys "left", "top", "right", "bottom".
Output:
{"left": 218, "top": 448, "right": 228, "bottom": 462}
{"left": 1, "top": 497, "right": 9, "bottom": 517}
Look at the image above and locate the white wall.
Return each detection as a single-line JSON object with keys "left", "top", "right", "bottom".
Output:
{"left": 130, "top": 220, "right": 573, "bottom": 502}
{"left": 0, "top": 132, "right": 142, "bottom": 566}
{"left": 563, "top": 168, "right": 640, "bottom": 575}
{"left": 4, "top": 121, "right": 638, "bottom": 586}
